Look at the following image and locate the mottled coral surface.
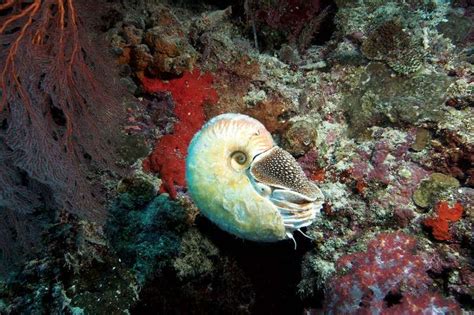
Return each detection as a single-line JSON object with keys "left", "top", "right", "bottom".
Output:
{"left": 141, "top": 70, "right": 218, "bottom": 198}
{"left": 324, "top": 232, "right": 461, "bottom": 314}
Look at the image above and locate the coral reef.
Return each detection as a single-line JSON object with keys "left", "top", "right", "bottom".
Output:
{"left": 1, "top": 0, "right": 473, "bottom": 313}
{"left": 109, "top": 3, "right": 197, "bottom": 78}
{"left": 107, "top": 176, "right": 257, "bottom": 313}
{"left": 107, "top": 192, "right": 195, "bottom": 283}
{"left": 343, "top": 62, "right": 453, "bottom": 137}
{"left": 281, "top": 119, "right": 319, "bottom": 156}
{"left": 412, "top": 173, "right": 460, "bottom": 208}
{"left": 361, "top": 19, "right": 425, "bottom": 74}
{"left": 429, "top": 130, "right": 474, "bottom": 187}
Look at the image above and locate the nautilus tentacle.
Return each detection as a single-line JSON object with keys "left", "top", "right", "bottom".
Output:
{"left": 186, "top": 113, "right": 324, "bottom": 243}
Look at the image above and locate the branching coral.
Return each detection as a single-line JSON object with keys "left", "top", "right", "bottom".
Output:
{"left": 0, "top": 0, "right": 124, "bottom": 273}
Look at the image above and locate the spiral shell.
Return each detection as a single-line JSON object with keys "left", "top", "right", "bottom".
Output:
{"left": 186, "top": 113, "right": 324, "bottom": 242}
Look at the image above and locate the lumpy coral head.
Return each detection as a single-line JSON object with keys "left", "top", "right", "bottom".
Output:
{"left": 185, "top": 113, "right": 324, "bottom": 242}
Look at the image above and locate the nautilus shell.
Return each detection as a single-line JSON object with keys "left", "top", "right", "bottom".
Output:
{"left": 186, "top": 113, "right": 324, "bottom": 243}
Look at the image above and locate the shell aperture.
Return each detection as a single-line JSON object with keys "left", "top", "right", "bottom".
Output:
{"left": 185, "top": 113, "right": 324, "bottom": 242}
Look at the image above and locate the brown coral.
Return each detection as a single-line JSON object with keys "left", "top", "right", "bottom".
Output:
{"left": 281, "top": 120, "right": 318, "bottom": 156}
{"left": 430, "top": 131, "right": 474, "bottom": 187}
{"left": 361, "top": 20, "right": 424, "bottom": 74}
{"left": 113, "top": 4, "right": 197, "bottom": 77}
{"left": 244, "top": 92, "right": 296, "bottom": 133}
{"left": 204, "top": 55, "right": 260, "bottom": 118}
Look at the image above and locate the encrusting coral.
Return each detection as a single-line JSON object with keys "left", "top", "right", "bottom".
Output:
{"left": 423, "top": 201, "right": 464, "bottom": 241}
{"left": 141, "top": 70, "right": 218, "bottom": 198}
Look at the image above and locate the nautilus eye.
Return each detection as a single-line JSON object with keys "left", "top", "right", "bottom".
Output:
{"left": 231, "top": 151, "right": 247, "bottom": 164}
{"left": 186, "top": 113, "right": 324, "bottom": 243}
{"left": 230, "top": 150, "right": 249, "bottom": 171}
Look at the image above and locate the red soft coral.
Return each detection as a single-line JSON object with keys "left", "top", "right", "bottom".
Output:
{"left": 424, "top": 201, "right": 464, "bottom": 241}
{"left": 141, "top": 70, "right": 218, "bottom": 198}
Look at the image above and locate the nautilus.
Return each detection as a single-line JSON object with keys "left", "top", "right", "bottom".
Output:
{"left": 186, "top": 113, "right": 324, "bottom": 244}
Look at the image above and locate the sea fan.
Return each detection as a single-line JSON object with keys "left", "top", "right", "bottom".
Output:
{"left": 0, "top": 0, "right": 125, "bottom": 274}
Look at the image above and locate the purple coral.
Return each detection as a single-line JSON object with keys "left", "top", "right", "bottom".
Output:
{"left": 350, "top": 130, "right": 430, "bottom": 218}
{"left": 324, "top": 232, "right": 460, "bottom": 314}
{"left": 298, "top": 149, "right": 320, "bottom": 178}
{"left": 351, "top": 130, "right": 415, "bottom": 185}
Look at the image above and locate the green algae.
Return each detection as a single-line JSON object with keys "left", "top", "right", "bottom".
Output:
{"left": 412, "top": 172, "right": 461, "bottom": 208}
